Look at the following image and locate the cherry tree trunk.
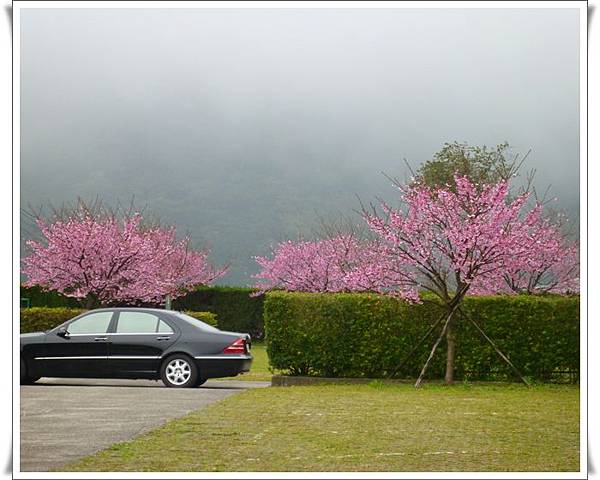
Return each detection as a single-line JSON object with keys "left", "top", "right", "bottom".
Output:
{"left": 415, "top": 302, "right": 460, "bottom": 388}
{"left": 444, "top": 320, "right": 457, "bottom": 384}
{"left": 84, "top": 295, "right": 98, "bottom": 310}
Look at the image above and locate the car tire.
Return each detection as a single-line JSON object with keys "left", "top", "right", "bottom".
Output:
{"left": 160, "top": 354, "right": 198, "bottom": 388}
{"left": 194, "top": 377, "right": 208, "bottom": 387}
{"left": 20, "top": 357, "right": 40, "bottom": 385}
{"left": 20, "top": 357, "right": 26, "bottom": 384}
{"left": 22, "top": 376, "right": 40, "bottom": 385}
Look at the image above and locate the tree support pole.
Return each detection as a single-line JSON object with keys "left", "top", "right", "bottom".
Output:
{"left": 414, "top": 302, "right": 461, "bottom": 388}
{"left": 389, "top": 310, "right": 447, "bottom": 379}
{"left": 461, "top": 309, "right": 531, "bottom": 387}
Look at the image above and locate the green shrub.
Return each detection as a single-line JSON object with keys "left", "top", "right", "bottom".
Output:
{"left": 174, "top": 286, "right": 264, "bottom": 338}
{"left": 264, "top": 292, "right": 580, "bottom": 382}
{"left": 20, "top": 285, "right": 80, "bottom": 308}
{"left": 22, "top": 284, "right": 265, "bottom": 338}
{"left": 20, "top": 307, "right": 85, "bottom": 333}
{"left": 182, "top": 310, "right": 218, "bottom": 328}
{"left": 20, "top": 308, "right": 218, "bottom": 333}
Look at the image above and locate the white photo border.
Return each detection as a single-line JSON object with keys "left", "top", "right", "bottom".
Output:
{"left": 10, "top": 1, "right": 589, "bottom": 479}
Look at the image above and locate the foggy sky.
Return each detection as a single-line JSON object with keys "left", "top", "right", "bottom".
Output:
{"left": 20, "top": 7, "right": 581, "bottom": 285}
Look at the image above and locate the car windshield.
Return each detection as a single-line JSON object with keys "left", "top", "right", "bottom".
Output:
{"left": 171, "top": 312, "right": 221, "bottom": 333}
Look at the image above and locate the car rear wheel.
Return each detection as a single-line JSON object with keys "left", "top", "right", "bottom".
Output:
{"left": 160, "top": 355, "right": 198, "bottom": 388}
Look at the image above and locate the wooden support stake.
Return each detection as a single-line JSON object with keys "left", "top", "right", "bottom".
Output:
{"left": 461, "top": 309, "right": 531, "bottom": 387}
{"left": 414, "top": 303, "right": 460, "bottom": 388}
{"left": 389, "top": 310, "right": 446, "bottom": 379}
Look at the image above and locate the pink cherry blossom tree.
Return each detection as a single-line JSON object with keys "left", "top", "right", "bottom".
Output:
{"left": 253, "top": 235, "right": 360, "bottom": 293}
{"left": 253, "top": 234, "right": 417, "bottom": 300}
{"left": 255, "top": 175, "right": 578, "bottom": 386}
{"left": 500, "top": 224, "right": 579, "bottom": 296}
{"left": 409, "top": 141, "right": 579, "bottom": 297}
{"left": 360, "top": 174, "right": 580, "bottom": 386}
{"left": 22, "top": 202, "right": 225, "bottom": 308}
{"left": 459, "top": 194, "right": 580, "bottom": 297}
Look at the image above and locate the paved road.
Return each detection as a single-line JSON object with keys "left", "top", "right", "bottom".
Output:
{"left": 20, "top": 378, "right": 270, "bottom": 472}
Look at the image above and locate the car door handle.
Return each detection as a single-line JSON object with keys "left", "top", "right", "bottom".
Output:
{"left": 156, "top": 336, "right": 171, "bottom": 341}
{"left": 94, "top": 337, "right": 108, "bottom": 342}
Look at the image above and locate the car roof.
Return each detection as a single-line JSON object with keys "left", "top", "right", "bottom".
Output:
{"left": 60, "top": 307, "right": 229, "bottom": 335}
{"left": 84, "top": 307, "right": 190, "bottom": 318}
{"left": 79, "top": 308, "right": 200, "bottom": 329}
{"left": 88, "top": 307, "right": 171, "bottom": 313}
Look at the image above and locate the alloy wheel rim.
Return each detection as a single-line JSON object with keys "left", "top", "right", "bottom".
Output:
{"left": 166, "top": 359, "right": 191, "bottom": 385}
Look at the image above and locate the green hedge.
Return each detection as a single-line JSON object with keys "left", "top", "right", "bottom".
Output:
{"left": 21, "top": 285, "right": 264, "bottom": 338}
{"left": 182, "top": 310, "right": 218, "bottom": 328}
{"left": 21, "top": 308, "right": 218, "bottom": 333}
{"left": 20, "top": 307, "right": 86, "bottom": 333}
{"left": 20, "top": 285, "right": 81, "bottom": 309}
{"left": 264, "top": 292, "right": 580, "bottom": 382}
{"left": 174, "top": 286, "right": 264, "bottom": 338}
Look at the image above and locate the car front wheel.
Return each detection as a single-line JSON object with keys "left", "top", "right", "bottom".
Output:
{"left": 160, "top": 355, "right": 198, "bottom": 388}
{"left": 194, "top": 377, "right": 207, "bottom": 387}
{"left": 20, "top": 357, "right": 40, "bottom": 385}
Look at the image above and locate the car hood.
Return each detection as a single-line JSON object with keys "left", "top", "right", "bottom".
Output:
{"left": 20, "top": 332, "right": 47, "bottom": 343}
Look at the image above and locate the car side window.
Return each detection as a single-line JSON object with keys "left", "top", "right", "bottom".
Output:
{"left": 67, "top": 311, "right": 113, "bottom": 334}
{"left": 116, "top": 312, "right": 161, "bottom": 334}
{"left": 157, "top": 320, "right": 174, "bottom": 333}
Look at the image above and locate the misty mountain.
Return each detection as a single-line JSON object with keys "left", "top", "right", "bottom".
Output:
{"left": 20, "top": 8, "right": 580, "bottom": 285}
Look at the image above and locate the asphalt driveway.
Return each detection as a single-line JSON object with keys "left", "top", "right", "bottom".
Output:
{"left": 20, "top": 378, "right": 270, "bottom": 472}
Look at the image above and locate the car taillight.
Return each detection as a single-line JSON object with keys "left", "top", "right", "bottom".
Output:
{"left": 222, "top": 338, "right": 246, "bottom": 354}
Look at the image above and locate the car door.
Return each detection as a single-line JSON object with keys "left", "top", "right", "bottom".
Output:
{"left": 37, "top": 310, "right": 115, "bottom": 378}
{"left": 107, "top": 311, "right": 180, "bottom": 378}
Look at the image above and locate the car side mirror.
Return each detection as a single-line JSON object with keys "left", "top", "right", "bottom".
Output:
{"left": 56, "top": 327, "right": 69, "bottom": 338}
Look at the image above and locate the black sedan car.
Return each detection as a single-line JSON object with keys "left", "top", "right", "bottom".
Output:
{"left": 20, "top": 308, "right": 252, "bottom": 388}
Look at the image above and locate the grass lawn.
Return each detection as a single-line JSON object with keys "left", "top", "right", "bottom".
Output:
{"left": 62, "top": 383, "right": 579, "bottom": 472}
{"left": 224, "top": 342, "right": 273, "bottom": 382}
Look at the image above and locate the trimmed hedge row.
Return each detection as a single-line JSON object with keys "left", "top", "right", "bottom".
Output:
{"left": 20, "top": 285, "right": 263, "bottom": 337}
{"left": 20, "top": 308, "right": 217, "bottom": 333}
{"left": 20, "top": 285, "right": 80, "bottom": 309}
{"left": 182, "top": 310, "right": 218, "bottom": 328}
{"left": 173, "top": 286, "right": 264, "bottom": 338}
{"left": 20, "top": 308, "right": 86, "bottom": 333}
{"left": 264, "top": 292, "right": 580, "bottom": 382}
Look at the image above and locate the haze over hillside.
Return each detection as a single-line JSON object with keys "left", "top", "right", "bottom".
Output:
{"left": 20, "top": 8, "right": 580, "bottom": 285}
